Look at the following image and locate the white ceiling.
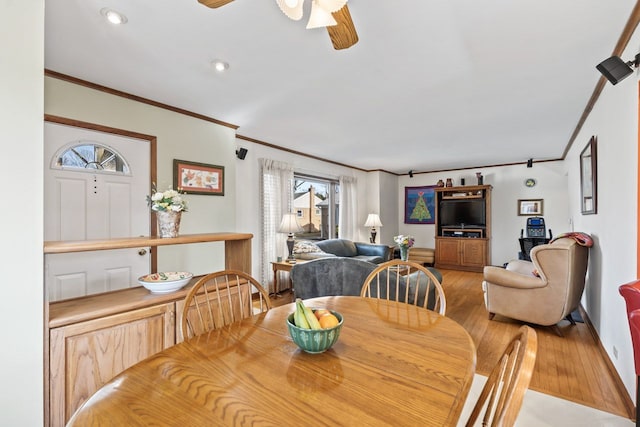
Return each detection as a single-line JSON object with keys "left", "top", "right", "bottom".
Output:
{"left": 45, "top": 0, "right": 636, "bottom": 174}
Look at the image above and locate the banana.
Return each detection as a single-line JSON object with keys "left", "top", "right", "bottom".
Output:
{"left": 294, "top": 299, "right": 310, "bottom": 329}
{"left": 299, "top": 299, "right": 322, "bottom": 330}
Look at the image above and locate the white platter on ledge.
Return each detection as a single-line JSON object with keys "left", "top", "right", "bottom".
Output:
{"left": 138, "top": 271, "right": 193, "bottom": 294}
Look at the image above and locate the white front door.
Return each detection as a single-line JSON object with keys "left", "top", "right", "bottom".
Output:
{"left": 44, "top": 122, "right": 150, "bottom": 301}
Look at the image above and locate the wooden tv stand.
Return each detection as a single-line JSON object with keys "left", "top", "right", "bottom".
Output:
{"left": 434, "top": 185, "right": 492, "bottom": 272}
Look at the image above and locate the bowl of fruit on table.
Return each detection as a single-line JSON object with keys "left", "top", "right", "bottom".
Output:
{"left": 287, "top": 299, "right": 344, "bottom": 354}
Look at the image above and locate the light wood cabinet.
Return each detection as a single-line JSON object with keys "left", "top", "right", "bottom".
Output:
{"left": 45, "top": 232, "right": 253, "bottom": 427}
{"left": 49, "top": 303, "right": 174, "bottom": 426}
{"left": 435, "top": 237, "right": 488, "bottom": 272}
{"left": 435, "top": 185, "right": 491, "bottom": 272}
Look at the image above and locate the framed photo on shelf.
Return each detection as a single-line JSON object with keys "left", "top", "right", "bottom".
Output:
{"left": 173, "top": 159, "right": 225, "bottom": 196}
{"left": 580, "top": 136, "right": 597, "bottom": 215}
{"left": 404, "top": 186, "right": 437, "bottom": 224}
{"left": 518, "top": 199, "right": 543, "bottom": 216}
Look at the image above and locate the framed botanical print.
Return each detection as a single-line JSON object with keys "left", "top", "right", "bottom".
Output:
{"left": 173, "top": 159, "right": 225, "bottom": 196}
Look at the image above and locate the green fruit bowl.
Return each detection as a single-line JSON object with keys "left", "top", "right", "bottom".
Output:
{"left": 286, "top": 310, "right": 344, "bottom": 354}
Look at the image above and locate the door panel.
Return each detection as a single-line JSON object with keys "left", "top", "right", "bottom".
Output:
{"left": 44, "top": 122, "right": 150, "bottom": 301}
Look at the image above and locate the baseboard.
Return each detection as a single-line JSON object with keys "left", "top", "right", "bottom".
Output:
{"left": 579, "top": 304, "right": 636, "bottom": 420}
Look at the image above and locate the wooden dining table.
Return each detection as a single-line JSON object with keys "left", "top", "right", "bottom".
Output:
{"left": 67, "top": 296, "right": 477, "bottom": 426}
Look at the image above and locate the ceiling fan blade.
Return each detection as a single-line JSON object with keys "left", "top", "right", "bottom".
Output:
{"left": 198, "top": 0, "right": 235, "bottom": 8}
{"left": 326, "top": 5, "right": 358, "bottom": 50}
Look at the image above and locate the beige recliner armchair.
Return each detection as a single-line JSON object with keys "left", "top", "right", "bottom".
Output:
{"left": 482, "top": 237, "right": 589, "bottom": 327}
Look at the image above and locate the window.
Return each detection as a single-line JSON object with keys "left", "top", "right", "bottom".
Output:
{"left": 294, "top": 174, "right": 339, "bottom": 240}
{"left": 54, "top": 142, "right": 130, "bottom": 174}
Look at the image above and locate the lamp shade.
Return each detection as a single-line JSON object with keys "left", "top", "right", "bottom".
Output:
{"left": 278, "top": 213, "right": 302, "bottom": 234}
{"left": 364, "top": 214, "right": 383, "bottom": 228}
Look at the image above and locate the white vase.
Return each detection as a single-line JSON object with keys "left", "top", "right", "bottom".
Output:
{"left": 156, "top": 210, "right": 182, "bottom": 238}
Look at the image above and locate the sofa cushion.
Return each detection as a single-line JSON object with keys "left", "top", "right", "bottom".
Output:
{"left": 353, "top": 255, "right": 385, "bottom": 264}
{"left": 293, "top": 240, "right": 323, "bottom": 254}
{"left": 296, "top": 251, "right": 336, "bottom": 260}
{"left": 291, "top": 257, "right": 377, "bottom": 299}
{"left": 316, "top": 239, "right": 359, "bottom": 257}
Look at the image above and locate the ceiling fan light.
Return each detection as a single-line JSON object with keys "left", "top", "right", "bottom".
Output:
{"left": 306, "top": 1, "right": 338, "bottom": 29}
{"left": 212, "top": 59, "right": 229, "bottom": 72}
{"left": 276, "top": 0, "right": 304, "bottom": 21}
{"left": 100, "top": 8, "right": 127, "bottom": 25}
{"left": 316, "top": 0, "right": 347, "bottom": 13}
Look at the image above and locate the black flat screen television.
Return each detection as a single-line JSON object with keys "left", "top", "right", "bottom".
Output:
{"left": 439, "top": 200, "right": 485, "bottom": 228}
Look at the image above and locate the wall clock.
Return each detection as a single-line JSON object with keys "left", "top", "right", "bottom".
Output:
{"left": 525, "top": 178, "right": 537, "bottom": 188}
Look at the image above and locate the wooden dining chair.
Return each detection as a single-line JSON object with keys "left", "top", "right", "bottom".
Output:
{"left": 181, "top": 269, "right": 272, "bottom": 340}
{"left": 465, "top": 325, "right": 538, "bottom": 427}
{"left": 360, "top": 259, "right": 446, "bottom": 315}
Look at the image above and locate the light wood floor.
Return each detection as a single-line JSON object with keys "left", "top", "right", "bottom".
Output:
{"left": 275, "top": 268, "right": 635, "bottom": 419}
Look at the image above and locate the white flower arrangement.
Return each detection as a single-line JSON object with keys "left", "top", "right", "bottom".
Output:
{"left": 393, "top": 235, "right": 415, "bottom": 248}
{"left": 147, "top": 187, "right": 188, "bottom": 212}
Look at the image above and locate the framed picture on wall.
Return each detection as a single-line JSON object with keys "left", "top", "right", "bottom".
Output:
{"left": 518, "top": 199, "right": 543, "bottom": 216}
{"left": 404, "top": 186, "right": 437, "bottom": 224}
{"left": 580, "top": 136, "right": 597, "bottom": 215}
{"left": 173, "top": 159, "right": 225, "bottom": 196}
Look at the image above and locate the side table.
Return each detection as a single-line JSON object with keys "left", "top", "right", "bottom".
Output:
{"left": 271, "top": 260, "right": 307, "bottom": 295}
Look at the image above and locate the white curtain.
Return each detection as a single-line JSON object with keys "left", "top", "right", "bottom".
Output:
{"left": 260, "top": 158, "right": 294, "bottom": 292}
{"left": 338, "top": 175, "right": 358, "bottom": 241}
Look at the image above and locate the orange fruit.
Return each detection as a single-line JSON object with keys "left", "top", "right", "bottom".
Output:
{"left": 318, "top": 313, "right": 339, "bottom": 329}
{"left": 314, "top": 309, "right": 330, "bottom": 320}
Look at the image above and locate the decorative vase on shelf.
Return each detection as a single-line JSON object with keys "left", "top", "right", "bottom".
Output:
{"left": 156, "top": 210, "right": 182, "bottom": 238}
{"left": 400, "top": 245, "right": 410, "bottom": 261}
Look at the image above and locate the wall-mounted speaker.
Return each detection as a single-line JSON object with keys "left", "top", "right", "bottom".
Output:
{"left": 596, "top": 56, "right": 634, "bottom": 85}
{"left": 236, "top": 148, "right": 248, "bottom": 160}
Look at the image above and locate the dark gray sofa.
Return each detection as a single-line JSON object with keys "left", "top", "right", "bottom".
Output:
{"left": 291, "top": 257, "right": 443, "bottom": 309}
{"left": 294, "top": 238, "right": 390, "bottom": 264}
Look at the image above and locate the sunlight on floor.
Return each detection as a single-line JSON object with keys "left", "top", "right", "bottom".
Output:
{"left": 457, "top": 374, "right": 635, "bottom": 426}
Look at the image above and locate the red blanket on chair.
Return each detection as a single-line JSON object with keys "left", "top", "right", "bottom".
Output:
{"left": 550, "top": 232, "right": 593, "bottom": 247}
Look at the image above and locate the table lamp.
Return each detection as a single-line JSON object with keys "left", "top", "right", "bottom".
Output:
{"left": 364, "top": 213, "right": 383, "bottom": 244}
{"left": 278, "top": 213, "right": 302, "bottom": 263}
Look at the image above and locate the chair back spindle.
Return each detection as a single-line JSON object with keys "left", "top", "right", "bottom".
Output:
{"left": 360, "top": 260, "right": 446, "bottom": 315}
{"left": 181, "top": 270, "right": 271, "bottom": 340}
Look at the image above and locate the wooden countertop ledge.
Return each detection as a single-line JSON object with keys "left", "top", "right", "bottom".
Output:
{"left": 44, "top": 232, "right": 253, "bottom": 254}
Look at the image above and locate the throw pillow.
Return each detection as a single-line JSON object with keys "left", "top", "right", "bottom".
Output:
{"left": 293, "top": 240, "right": 323, "bottom": 254}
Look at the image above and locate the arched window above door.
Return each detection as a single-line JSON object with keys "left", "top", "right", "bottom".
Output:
{"left": 53, "top": 142, "right": 130, "bottom": 174}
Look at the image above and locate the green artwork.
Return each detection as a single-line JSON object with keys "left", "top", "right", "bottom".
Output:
{"left": 410, "top": 191, "right": 431, "bottom": 221}
{"left": 404, "top": 186, "right": 436, "bottom": 224}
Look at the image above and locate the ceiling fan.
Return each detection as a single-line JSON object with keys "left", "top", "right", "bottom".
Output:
{"left": 197, "top": 0, "right": 359, "bottom": 50}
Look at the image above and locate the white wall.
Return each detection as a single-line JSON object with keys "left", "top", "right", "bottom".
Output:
{"left": 1, "top": 1, "right": 44, "bottom": 425}
{"left": 45, "top": 77, "right": 237, "bottom": 275}
{"left": 567, "top": 31, "right": 640, "bottom": 400}
{"left": 396, "top": 162, "right": 569, "bottom": 265}
{"left": 234, "top": 139, "right": 370, "bottom": 284}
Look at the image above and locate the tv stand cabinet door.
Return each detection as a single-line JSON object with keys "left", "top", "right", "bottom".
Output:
{"left": 460, "top": 239, "right": 486, "bottom": 270}
{"left": 435, "top": 238, "right": 461, "bottom": 267}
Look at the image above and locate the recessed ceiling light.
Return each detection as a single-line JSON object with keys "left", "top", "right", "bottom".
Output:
{"left": 100, "top": 8, "right": 128, "bottom": 25}
{"left": 212, "top": 59, "right": 230, "bottom": 72}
